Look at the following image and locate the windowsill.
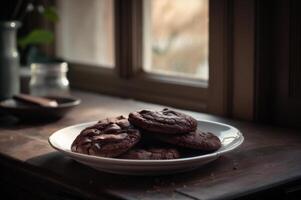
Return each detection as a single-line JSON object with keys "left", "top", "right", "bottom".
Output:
{"left": 68, "top": 64, "right": 209, "bottom": 112}
{"left": 0, "top": 90, "right": 301, "bottom": 199}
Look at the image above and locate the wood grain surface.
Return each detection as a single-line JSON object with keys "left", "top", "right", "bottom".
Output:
{"left": 0, "top": 90, "right": 301, "bottom": 200}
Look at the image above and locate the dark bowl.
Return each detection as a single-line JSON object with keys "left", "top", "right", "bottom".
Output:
{"left": 0, "top": 96, "right": 81, "bottom": 120}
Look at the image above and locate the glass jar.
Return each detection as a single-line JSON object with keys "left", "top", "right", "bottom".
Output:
{"left": 30, "top": 62, "right": 70, "bottom": 97}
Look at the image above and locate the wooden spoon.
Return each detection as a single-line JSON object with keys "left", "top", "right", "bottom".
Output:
{"left": 13, "top": 94, "right": 59, "bottom": 107}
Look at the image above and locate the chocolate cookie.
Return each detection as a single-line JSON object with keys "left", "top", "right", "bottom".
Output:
{"left": 119, "top": 148, "right": 180, "bottom": 160}
{"left": 153, "top": 130, "right": 222, "bottom": 152}
{"left": 71, "top": 116, "right": 141, "bottom": 157}
{"left": 128, "top": 108, "right": 197, "bottom": 134}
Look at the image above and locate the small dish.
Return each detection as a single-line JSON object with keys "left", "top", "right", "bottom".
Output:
{"left": 0, "top": 96, "right": 81, "bottom": 120}
{"left": 49, "top": 120, "right": 244, "bottom": 175}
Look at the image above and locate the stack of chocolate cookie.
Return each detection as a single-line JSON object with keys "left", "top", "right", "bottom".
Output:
{"left": 71, "top": 108, "right": 221, "bottom": 160}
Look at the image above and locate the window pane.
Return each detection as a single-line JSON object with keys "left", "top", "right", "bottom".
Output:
{"left": 56, "top": 0, "right": 114, "bottom": 67}
{"left": 144, "top": 0, "right": 209, "bottom": 80}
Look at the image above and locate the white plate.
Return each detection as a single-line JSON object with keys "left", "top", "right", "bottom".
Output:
{"left": 49, "top": 120, "right": 244, "bottom": 175}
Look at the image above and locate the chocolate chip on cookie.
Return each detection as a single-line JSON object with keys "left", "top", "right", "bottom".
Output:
{"left": 71, "top": 116, "right": 141, "bottom": 157}
{"left": 153, "top": 130, "right": 221, "bottom": 152}
{"left": 85, "top": 116, "right": 131, "bottom": 131}
{"left": 119, "top": 148, "right": 180, "bottom": 160}
{"left": 128, "top": 108, "right": 197, "bottom": 134}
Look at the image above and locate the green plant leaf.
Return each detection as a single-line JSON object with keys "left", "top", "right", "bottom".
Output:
{"left": 43, "top": 6, "right": 59, "bottom": 23}
{"left": 18, "top": 29, "right": 54, "bottom": 49}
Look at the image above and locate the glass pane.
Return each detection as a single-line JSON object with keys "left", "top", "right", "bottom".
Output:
{"left": 56, "top": 0, "right": 114, "bottom": 67}
{"left": 144, "top": 0, "right": 209, "bottom": 80}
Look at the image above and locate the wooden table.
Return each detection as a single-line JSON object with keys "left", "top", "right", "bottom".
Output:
{"left": 0, "top": 90, "right": 301, "bottom": 200}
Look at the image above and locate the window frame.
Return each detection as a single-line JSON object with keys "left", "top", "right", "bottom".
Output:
{"left": 66, "top": 0, "right": 256, "bottom": 118}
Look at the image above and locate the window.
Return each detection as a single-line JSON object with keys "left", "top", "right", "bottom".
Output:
{"left": 56, "top": 0, "right": 114, "bottom": 67}
{"left": 56, "top": 0, "right": 236, "bottom": 115}
{"left": 143, "top": 0, "right": 209, "bottom": 80}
